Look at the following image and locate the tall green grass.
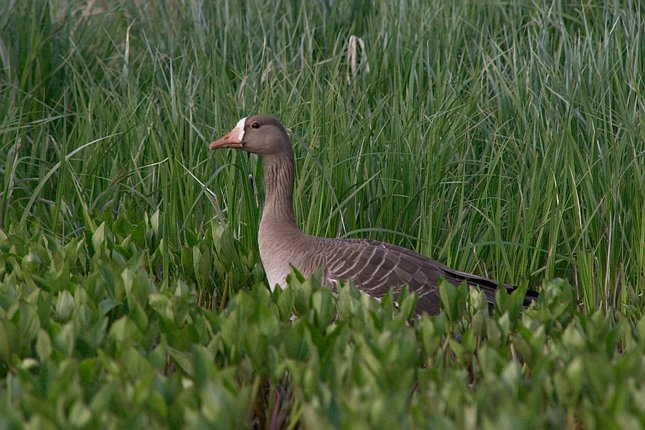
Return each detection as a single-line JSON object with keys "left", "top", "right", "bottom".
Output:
{"left": 2, "top": 1, "right": 645, "bottom": 427}
{"left": 1, "top": 1, "right": 644, "bottom": 309}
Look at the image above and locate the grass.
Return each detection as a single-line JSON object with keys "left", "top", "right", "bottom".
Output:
{"left": 0, "top": 0, "right": 644, "bottom": 427}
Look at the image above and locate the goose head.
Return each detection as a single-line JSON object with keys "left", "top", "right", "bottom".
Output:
{"left": 210, "top": 115, "right": 291, "bottom": 156}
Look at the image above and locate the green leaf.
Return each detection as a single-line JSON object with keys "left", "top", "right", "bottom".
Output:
{"left": 68, "top": 399, "right": 92, "bottom": 427}
{"left": 54, "top": 323, "right": 75, "bottom": 357}
{"left": 439, "top": 281, "right": 466, "bottom": 323}
{"left": 312, "top": 288, "right": 335, "bottom": 327}
{"left": 92, "top": 222, "right": 107, "bottom": 253}
{"left": 122, "top": 347, "right": 152, "bottom": 379}
{"left": 36, "top": 329, "right": 52, "bottom": 361}
{"left": 150, "top": 209, "right": 160, "bottom": 237}
{"left": 0, "top": 319, "right": 15, "bottom": 364}
{"left": 195, "top": 246, "right": 212, "bottom": 289}
{"left": 108, "top": 316, "right": 142, "bottom": 348}
{"left": 396, "top": 287, "right": 416, "bottom": 320}
{"left": 55, "top": 290, "right": 75, "bottom": 322}
{"left": 418, "top": 316, "right": 440, "bottom": 356}
{"left": 148, "top": 294, "right": 175, "bottom": 323}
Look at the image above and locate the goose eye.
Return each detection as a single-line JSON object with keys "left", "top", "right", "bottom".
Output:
{"left": 250, "top": 122, "right": 260, "bottom": 129}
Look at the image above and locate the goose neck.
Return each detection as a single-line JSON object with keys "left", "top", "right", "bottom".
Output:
{"left": 262, "top": 153, "right": 297, "bottom": 225}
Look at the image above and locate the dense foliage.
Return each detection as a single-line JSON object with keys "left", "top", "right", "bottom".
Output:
{"left": 1, "top": 0, "right": 644, "bottom": 428}
{"left": 2, "top": 222, "right": 645, "bottom": 428}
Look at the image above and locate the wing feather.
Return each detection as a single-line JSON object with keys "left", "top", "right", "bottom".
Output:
{"left": 317, "top": 237, "right": 535, "bottom": 315}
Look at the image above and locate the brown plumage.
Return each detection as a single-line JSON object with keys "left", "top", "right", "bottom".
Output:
{"left": 210, "top": 115, "right": 537, "bottom": 316}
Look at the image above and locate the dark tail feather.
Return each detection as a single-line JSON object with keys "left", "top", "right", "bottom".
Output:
{"left": 520, "top": 287, "right": 540, "bottom": 306}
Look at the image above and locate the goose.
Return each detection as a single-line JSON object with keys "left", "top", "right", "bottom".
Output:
{"left": 210, "top": 115, "right": 537, "bottom": 316}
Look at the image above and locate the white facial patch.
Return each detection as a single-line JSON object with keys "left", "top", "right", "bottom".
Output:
{"left": 234, "top": 117, "right": 246, "bottom": 141}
